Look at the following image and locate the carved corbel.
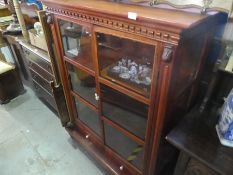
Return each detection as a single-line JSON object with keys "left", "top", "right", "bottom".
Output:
{"left": 162, "top": 45, "right": 173, "bottom": 62}
{"left": 46, "top": 12, "right": 53, "bottom": 25}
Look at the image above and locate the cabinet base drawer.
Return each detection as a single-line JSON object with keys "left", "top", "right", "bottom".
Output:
{"left": 66, "top": 121, "right": 141, "bottom": 175}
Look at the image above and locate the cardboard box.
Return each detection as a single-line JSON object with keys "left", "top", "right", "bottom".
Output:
{"left": 29, "top": 29, "right": 48, "bottom": 51}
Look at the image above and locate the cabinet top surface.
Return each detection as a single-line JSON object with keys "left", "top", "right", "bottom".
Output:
{"left": 19, "top": 41, "right": 50, "bottom": 63}
{"left": 42, "top": 0, "right": 215, "bottom": 29}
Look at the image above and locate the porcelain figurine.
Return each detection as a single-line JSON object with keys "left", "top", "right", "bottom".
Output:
{"left": 216, "top": 88, "right": 233, "bottom": 147}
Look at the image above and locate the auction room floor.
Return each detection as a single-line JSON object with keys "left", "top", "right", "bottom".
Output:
{"left": 0, "top": 87, "right": 104, "bottom": 175}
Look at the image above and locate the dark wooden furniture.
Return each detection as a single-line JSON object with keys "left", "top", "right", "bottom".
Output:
{"left": 166, "top": 104, "right": 233, "bottom": 175}
{"left": 2, "top": 34, "right": 31, "bottom": 84}
{"left": 41, "top": 0, "right": 227, "bottom": 174}
{"left": 20, "top": 41, "right": 57, "bottom": 110}
{"left": 0, "top": 61, "right": 24, "bottom": 104}
{"left": 166, "top": 57, "right": 233, "bottom": 175}
{"left": 1, "top": 34, "right": 56, "bottom": 109}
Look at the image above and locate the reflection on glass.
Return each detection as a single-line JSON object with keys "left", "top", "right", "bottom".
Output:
{"left": 101, "top": 84, "right": 148, "bottom": 139}
{"left": 96, "top": 32, "right": 155, "bottom": 97}
{"left": 67, "top": 63, "right": 97, "bottom": 106}
{"left": 74, "top": 97, "right": 100, "bottom": 135}
{"left": 104, "top": 123, "right": 144, "bottom": 170}
{"left": 58, "top": 19, "right": 94, "bottom": 71}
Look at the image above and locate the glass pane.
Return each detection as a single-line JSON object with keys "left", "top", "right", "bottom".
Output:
{"left": 58, "top": 19, "right": 94, "bottom": 71}
{"left": 104, "top": 123, "right": 144, "bottom": 170}
{"left": 101, "top": 84, "right": 148, "bottom": 139}
{"left": 74, "top": 97, "right": 100, "bottom": 135}
{"left": 96, "top": 32, "right": 155, "bottom": 97}
{"left": 67, "top": 63, "right": 97, "bottom": 106}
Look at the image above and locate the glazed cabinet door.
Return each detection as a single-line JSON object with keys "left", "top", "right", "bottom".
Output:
{"left": 94, "top": 27, "right": 158, "bottom": 174}
{"left": 101, "top": 84, "right": 147, "bottom": 171}
{"left": 96, "top": 30, "right": 155, "bottom": 98}
{"left": 55, "top": 17, "right": 158, "bottom": 175}
{"left": 56, "top": 18, "right": 101, "bottom": 137}
{"left": 58, "top": 18, "right": 94, "bottom": 73}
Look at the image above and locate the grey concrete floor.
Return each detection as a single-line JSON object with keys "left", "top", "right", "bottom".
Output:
{"left": 0, "top": 87, "right": 104, "bottom": 175}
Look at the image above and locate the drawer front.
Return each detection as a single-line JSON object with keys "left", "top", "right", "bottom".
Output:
{"left": 23, "top": 47, "right": 53, "bottom": 75}
{"left": 29, "top": 68, "right": 53, "bottom": 95}
{"left": 33, "top": 80, "right": 57, "bottom": 109}
{"left": 28, "top": 60, "right": 54, "bottom": 82}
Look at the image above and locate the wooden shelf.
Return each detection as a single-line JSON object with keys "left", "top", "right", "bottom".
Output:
{"left": 64, "top": 43, "right": 95, "bottom": 75}
{"left": 99, "top": 77, "right": 150, "bottom": 105}
{"left": 71, "top": 90, "right": 98, "bottom": 112}
{"left": 102, "top": 116, "right": 145, "bottom": 145}
{"left": 64, "top": 56, "right": 95, "bottom": 76}
{"left": 101, "top": 67, "right": 150, "bottom": 97}
{"left": 98, "top": 42, "right": 120, "bottom": 51}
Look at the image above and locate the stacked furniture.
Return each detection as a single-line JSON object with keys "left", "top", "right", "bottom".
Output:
{"left": 20, "top": 41, "right": 56, "bottom": 109}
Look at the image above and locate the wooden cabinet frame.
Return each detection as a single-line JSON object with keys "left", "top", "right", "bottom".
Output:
{"left": 41, "top": 0, "right": 227, "bottom": 174}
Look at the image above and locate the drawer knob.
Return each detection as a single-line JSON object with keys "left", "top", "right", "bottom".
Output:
{"left": 95, "top": 93, "right": 99, "bottom": 101}
{"left": 119, "top": 166, "right": 124, "bottom": 171}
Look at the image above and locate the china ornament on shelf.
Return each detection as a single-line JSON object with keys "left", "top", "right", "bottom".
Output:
{"left": 112, "top": 66, "right": 121, "bottom": 73}
{"left": 119, "top": 72, "right": 131, "bottom": 80}
{"left": 129, "top": 65, "right": 137, "bottom": 79}
{"left": 216, "top": 88, "right": 233, "bottom": 147}
{"left": 109, "top": 56, "right": 152, "bottom": 86}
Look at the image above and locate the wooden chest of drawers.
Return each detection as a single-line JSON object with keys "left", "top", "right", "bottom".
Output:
{"left": 21, "top": 42, "right": 56, "bottom": 110}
